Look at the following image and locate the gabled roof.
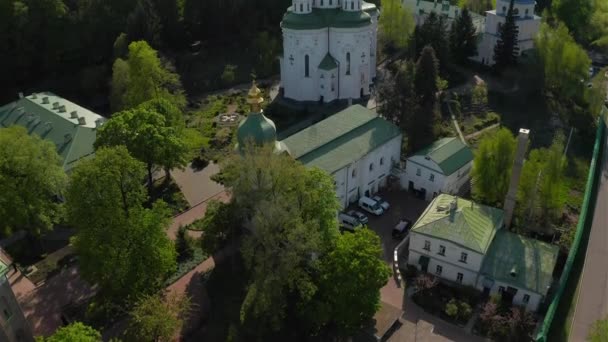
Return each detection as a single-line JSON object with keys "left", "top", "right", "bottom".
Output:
{"left": 412, "top": 137, "right": 473, "bottom": 175}
{"left": 319, "top": 53, "right": 338, "bottom": 70}
{"left": 411, "top": 194, "right": 504, "bottom": 254}
{"left": 0, "top": 92, "right": 105, "bottom": 172}
{"left": 281, "top": 105, "right": 402, "bottom": 174}
{"left": 481, "top": 230, "right": 558, "bottom": 295}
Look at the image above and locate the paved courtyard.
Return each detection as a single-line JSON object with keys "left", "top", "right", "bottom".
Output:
{"left": 349, "top": 190, "right": 485, "bottom": 341}
{"left": 171, "top": 162, "right": 225, "bottom": 206}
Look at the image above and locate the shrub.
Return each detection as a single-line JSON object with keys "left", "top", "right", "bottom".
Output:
{"left": 445, "top": 299, "right": 459, "bottom": 318}
{"left": 176, "top": 226, "right": 195, "bottom": 262}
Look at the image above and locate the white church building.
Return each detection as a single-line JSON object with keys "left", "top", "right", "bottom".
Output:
{"left": 474, "top": 0, "right": 541, "bottom": 65}
{"left": 279, "top": 0, "right": 379, "bottom": 103}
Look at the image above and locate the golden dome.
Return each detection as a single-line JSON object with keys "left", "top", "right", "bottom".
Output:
{"left": 247, "top": 81, "right": 264, "bottom": 112}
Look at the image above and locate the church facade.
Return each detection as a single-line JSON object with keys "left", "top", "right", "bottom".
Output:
{"left": 279, "top": 0, "right": 379, "bottom": 103}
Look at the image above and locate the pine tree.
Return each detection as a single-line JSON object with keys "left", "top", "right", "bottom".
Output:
{"left": 493, "top": 0, "right": 520, "bottom": 70}
{"left": 408, "top": 46, "right": 439, "bottom": 152}
{"left": 450, "top": 8, "right": 478, "bottom": 64}
{"left": 413, "top": 12, "right": 450, "bottom": 73}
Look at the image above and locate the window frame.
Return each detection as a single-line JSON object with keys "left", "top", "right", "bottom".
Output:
{"left": 459, "top": 252, "right": 468, "bottom": 263}
{"left": 457, "top": 272, "right": 463, "bottom": 283}
{"left": 423, "top": 240, "right": 431, "bottom": 251}
{"left": 438, "top": 245, "right": 446, "bottom": 256}
{"left": 435, "top": 265, "right": 443, "bottom": 276}
{"left": 523, "top": 294, "right": 530, "bottom": 304}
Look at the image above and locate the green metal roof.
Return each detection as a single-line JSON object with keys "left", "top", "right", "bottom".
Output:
{"left": 282, "top": 105, "right": 402, "bottom": 174}
{"left": 481, "top": 230, "right": 558, "bottom": 295}
{"left": 0, "top": 260, "right": 7, "bottom": 277}
{"left": 411, "top": 194, "right": 504, "bottom": 254}
{"left": 282, "top": 7, "right": 372, "bottom": 30}
{"left": 319, "top": 53, "right": 338, "bottom": 70}
{"left": 0, "top": 92, "right": 105, "bottom": 172}
{"left": 413, "top": 137, "right": 473, "bottom": 175}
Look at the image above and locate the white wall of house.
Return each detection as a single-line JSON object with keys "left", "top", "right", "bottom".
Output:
{"left": 476, "top": 277, "right": 543, "bottom": 312}
{"left": 402, "top": 156, "right": 472, "bottom": 201}
{"left": 333, "top": 134, "right": 402, "bottom": 208}
{"left": 408, "top": 232, "right": 485, "bottom": 287}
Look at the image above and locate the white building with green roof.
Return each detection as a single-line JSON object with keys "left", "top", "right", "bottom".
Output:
{"left": 408, "top": 194, "right": 559, "bottom": 311}
{"left": 402, "top": 137, "right": 473, "bottom": 201}
{"left": 0, "top": 92, "right": 105, "bottom": 172}
{"left": 237, "top": 86, "right": 403, "bottom": 208}
{"left": 280, "top": 0, "right": 379, "bottom": 103}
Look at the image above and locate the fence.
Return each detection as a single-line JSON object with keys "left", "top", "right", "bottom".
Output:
{"left": 534, "top": 116, "right": 606, "bottom": 341}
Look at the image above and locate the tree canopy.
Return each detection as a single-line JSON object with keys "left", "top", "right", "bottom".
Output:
{"left": 110, "top": 41, "right": 185, "bottom": 111}
{"left": 0, "top": 126, "right": 67, "bottom": 237}
{"left": 410, "top": 46, "right": 440, "bottom": 152}
{"left": 471, "top": 128, "right": 517, "bottom": 206}
{"left": 450, "top": 8, "right": 478, "bottom": 64}
{"left": 66, "top": 146, "right": 176, "bottom": 303}
{"left": 412, "top": 12, "right": 450, "bottom": 74}
{"left": 95, "top": 102, "right": 189, "bottom": 189}
{"left": 493, "top": 0, "right": 519, "bottom": 70}
{"left": 127, "top": 293, "right": 191, "bottom": 342}
{"left": 379, "top": 0, "right": 415, "bottom": 50}
{"left": 42, "top": 322, "right": 101, "bottom": 342}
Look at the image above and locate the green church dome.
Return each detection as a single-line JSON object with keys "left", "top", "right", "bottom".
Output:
{"left": 236, "top": 111, "right": 278, "bottom": 147}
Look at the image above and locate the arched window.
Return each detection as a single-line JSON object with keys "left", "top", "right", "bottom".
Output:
{"left": 525, "top": 8, "right": 529, "bottom": 16}
{"left": 305, "top": 54, "right": 310, "bottom": 77}
{"left": 502, "top": 6, "right": 506, "bottom": 13}
{"left": 346, "top": 52, "right": 351, "bottom": 75}
{"left": 352, "top": 169, "right": 357, "bottom": 178}
{"left": 380, "top": 157, "right": 384, "bottom": 166}
{"left": 513, "top": 8, "right": 519, "bottom": 15}
{"left": 369, "top": 163, "right": 374, "bottom": 171}
{"left": 351, "top": 1, "right": 354, "bottom": 9}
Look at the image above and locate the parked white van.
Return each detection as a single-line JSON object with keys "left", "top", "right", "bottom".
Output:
{"left": 358, "top": 196, "right": 384, "bottom": 216}
{"left": 338, "top": 213, "right": 362, "bottom": 231}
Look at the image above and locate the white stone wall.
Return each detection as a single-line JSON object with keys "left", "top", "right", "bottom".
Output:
{"left": 402, "top": 155, "right": 471, "bottom": 201}
{"left": 442, "top": 161, "right": 472, "bottom": 194}
{"left": 408, "top": 232, "right": 486, "bottom": 284}
{"left": 333, "top": 134, "right": 402, "bottom": 208}
{"left": 476, "top": 278, "right": 543, "bottom": 312}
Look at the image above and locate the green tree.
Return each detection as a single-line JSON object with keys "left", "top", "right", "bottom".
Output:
{"left": 552, "top": 0, "right": 593, "bottom": 42}
{"left": 472, "top": 128, "right": 517, "bottom": 206}
{"left": 450, "top": 7, "right": 478, "bottom": 64}
{"left": 66, "top": 147, "right": 176, "bottom": 303}
{"left": 200, "top": 200, "right": 241, "bottom": 253}
{"left": 471, "top": 83, "right": 488, "bottom": 110}
{"left": 128, "top": 293, "right": 191, "bottom": 342}
{"left": 589, "top": 0, "right": 608, "bottom": 52}
{"left": 95, "top": 105, "right": 188, "bottom": 190}
{"left": 127, "top": 0, "right": 162, "bottom": 48}
{"left": 221, "top": 64, "right": 237, "bottom": 86}
{"left": 445, "top": 299, "right": 459, "bottom": 318}
{"left": 220, "top": 144, "right": 340, "bottom": 333}
{"left": 41, "top": 322, "right": 101, "bottom": 342}
{"left": 110, "top": 41, "right": 185, "bottom": 111}
{"left": 535, "top": 21, "right": 591, "bottom": 102}
{"left": 493, "top": 0, "right": 519, "bottom": 70}
{"left": 113, "top": 33, "right": 130, "bottom": 59}
{"left": 379, "top": 0, "right": 415, "bottom": 50}
{"left": 252, "top": 31, "right": 280, "bottom": 76}
{"left": 0, "top": 126, "right": 67, "bottom": 237}
{"left": 309, "top": 229, "right": 391, "bottom": 336}
{"left": 409, "top": 46, "right": 440, "bottom": 152}
{"left": 378, "top": 60, "right": 418, "bottom": 131}
{"left": 458, "top": 0, "right": 495, "bottom": 14}
{"left": 589, "top": 316, "right": 608, "bottom": 342}
{"left": 412, "top": 12, "right": 450, "bottom": 74}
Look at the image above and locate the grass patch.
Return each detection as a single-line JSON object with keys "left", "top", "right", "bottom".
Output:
{"left": 165, "top": 247, "right": 208, "bottom": 287}
{"left": 460, "top": 111, "right": 500, "bottom": 136}
{"left": 150, "top": 177, "right": 190, "bottom": 215}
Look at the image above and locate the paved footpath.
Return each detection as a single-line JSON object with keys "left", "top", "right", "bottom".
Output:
{"left": 570, "top": 126, "right": 608, "bottom": 341}
{"left": 166, "top": 191, "right": 230, "bottom": 240}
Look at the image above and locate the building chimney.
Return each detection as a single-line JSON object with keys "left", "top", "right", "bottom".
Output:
{"left": 58, "top": 105, "right": 66, "bottom": 113}
{"left": 449, "top": 198, "right": 458, "bottom": 222}
{"left": 52, "top": 102, "right": 59, "bottom": 110}
{"left": 504, "top": 128, "right": 530, "bottom": 229}
{"left": 70, "top": 111, "right": 78, "bottom": 119}
{"left": 78, "top": 117, "right": 87, "bottom": 125}
{"left": 42, "top": 97, "right": 49, "bottom": 104}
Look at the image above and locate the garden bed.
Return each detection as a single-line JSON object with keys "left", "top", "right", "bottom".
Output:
{"left": 165, "top": 247, "right": 208, "bottom": 287}
{"left": 26, "top": 245, "right": 77, "bottom": 285}
{"left": 412, "top": 278, "right": 481, "bottom": 327}
{"left": 150, "top": 177, "right": 190, "bottom": 215}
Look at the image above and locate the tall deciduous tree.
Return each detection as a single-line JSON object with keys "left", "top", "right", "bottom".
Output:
{"left": 450, "top": 7, "right": 478, "bottom": 64}
{"left": 535, "top": 21, "right": 591, "bottom": 102}
{"left": 95, "top": 105, "right": 188, "bottom": 190}
{"left": 471, "top": 128, "right": 516, "bottom": 206}
{"left": 128, "top": 293, "right": 191, "bottom": 342}
{"left": 309, "top": 228, "right": 391, "bottom": 336}
{"left": 0, "top": 126, "right": 67, "bottom": 237}
{"left": 66, "top": 147, "right": 176, "bottom": 303}
{"left": 110, "top": 41, "right": 185, "bottom": 111}
{"left": 220, "top": 144, "right": 340, "bottom": 333}
{"left": 493, "top": 0, "right": 519, "bottom": 70}
{"left": 379, "top": 0, "right": 415, "bottom": 50}
{"left": 42, "top": 322, "right": 101, "bottom": 342}
{"left": 552, "top": 0, "right": 593, "bottom": 42}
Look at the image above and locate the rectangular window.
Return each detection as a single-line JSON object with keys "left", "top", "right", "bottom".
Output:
{"left": 438, "top": 245, "right": 446, "bottom": 256}
{"left": 435, "top": 265, "right": 443, "bottom": 276}
{"left": 460, "top": 252, "right": 468, "bottom": 263}
{"left": 457, "top": 273, "right": 463, "bottom": 284}
{"left": 523, "top": 294, "right": 530, "bottom": 304}
{"left": 416, "top": 168, "right": 421, "bottom": 176}
{"left": 423, "top": 240, "right": 431, "bottom": 251}
{"left": 430, "top": 173, "right": 435, "bottom": 182}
